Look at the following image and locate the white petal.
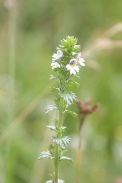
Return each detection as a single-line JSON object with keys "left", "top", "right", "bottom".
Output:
{"left": 70, "top": 68, "right": 76, "bottom": 75}
{"left": 78, "top": 58, "right": 85, "bottom": 66}
{"left": 75, "top": 66, "right": 79, "bottom": 72}
{"left": 66, "top": 64, "right": 70, "bottom": 70}
{"left": 51, "top": 62, "right": 60, "bottom": 69}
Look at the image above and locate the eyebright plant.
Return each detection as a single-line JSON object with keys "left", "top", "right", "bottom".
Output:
{"left": 38, "top": 36, "right": 85, "bottom": 183}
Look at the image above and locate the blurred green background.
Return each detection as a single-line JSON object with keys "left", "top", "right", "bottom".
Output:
{"left": 0, "top": 0, "right": 122, "bottom": 183}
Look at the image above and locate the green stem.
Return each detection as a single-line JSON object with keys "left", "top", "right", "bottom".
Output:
{"left": 54, "top": 111, "right": 63, "bottom": 183}
{"left": 54, "top": 144, "right": 59, "bottom": 183}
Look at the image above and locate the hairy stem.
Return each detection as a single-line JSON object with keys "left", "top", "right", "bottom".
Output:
{"left": 54, "top": 144, "right": 59, "bottom": 183}
{"left": 54, "top": 111, "right": 63, "bottom": 183}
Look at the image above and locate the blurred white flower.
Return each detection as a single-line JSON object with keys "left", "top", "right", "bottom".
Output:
{"left": 77, "top": 53, "right": 85, "bottom": 66}
{"left": 78, "top": 57, "right": 85, "bottom": 66}
{"left": 4, "top": 0, "right": 16, "bottom": 9}
{"left": 66, "top": 59, "right": 79, "bottom": 75}
{"left": 51, "top": 62, "right": 60, "bottom": 69}
{"left": 52, "top": 50, "right": 63, "bottom": 61}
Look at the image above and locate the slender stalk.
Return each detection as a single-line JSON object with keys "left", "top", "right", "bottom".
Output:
{"left": 54, "top": 111, "right": 63, "bottom": 183}
{"left": 5, "top": 3, "right": 17, "bottom": 183}
{"left": 8, "top": 3, "right": 17, "bottom": 124}
{"left": 76, "top": 115, "right": 85, "bottom": 183}
{"left": 54, "top": 144, "right": 59, "bottom": 183}
{"left": 76, "top": 125, "right": 82, "bottom": 183}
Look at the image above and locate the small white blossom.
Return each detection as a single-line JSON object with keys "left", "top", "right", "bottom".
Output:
{"left": 78, "top": 58, "right": 85, "bottom": 66}
{"left": 51, "top": 62, "right": 60, "bottom": 69}
{"left": 77, "top": 53, "right": 85, "bottom": 66}
{"left": 52, "top": 50, "right": 63, "bottom": 61}
{"left": 66, "top": 59, "right": 79, "bottom": 75}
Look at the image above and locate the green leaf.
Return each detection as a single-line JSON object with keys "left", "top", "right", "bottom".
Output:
{"left": 58, "top": 179, "right": 65, "bottom": 183}
{"left": 60, "top": 156, "right": 73, "bottom": 162}
{"left": 38, "top": 151, "right": 54, "bottom": 160}
{"left": 52, "top": 136, "right": 71, "bottom": 149}
{"left": 45, "top": 181, "right": 53, "bottom": 183}
{"left": 67, "top": 80, "right": 79, "bottom": 89}
{"left": 49, "top": 75, "right": 59, "bottom": 80}
{"left": 60, "top": 126, "right": 67, "bottom": 131}
{"left": 59, "top": 92, "right": 76, "bottom": 105}
{"left": 60, "top": 149, "right": 68, "bottom": 156}
{"left": 47, "top": 125, "right": 66, "bottom": 132}
{"left": 47, "top": 125, "right": 56, "bottom": 131}
{"left": 48, "top": 144, "right": 55, "bottom": 156}
{"left": 64, "top": 110, "right": 77, "bottom": 117}
{"left": 45, "top": 179, "right": 64, "bottom": 183}
{"left": 45, "top": 104, "right": 57, "bottom": 114}
{"left": 51, "top": 87, "right": 60, "bottom": 93}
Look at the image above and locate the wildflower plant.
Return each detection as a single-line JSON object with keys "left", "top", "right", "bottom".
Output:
{"left": 38, "top": 36, "right": 85, "bottom": 183}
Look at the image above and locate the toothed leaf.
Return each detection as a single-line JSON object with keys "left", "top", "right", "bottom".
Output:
{"left": 60, "top": 156, "right": 73, "bottom": 162}
{"left": 38, "top": 151, "right": 54, "bottom": 159}
{"left": 52, "top": 136, "right": 71, "bottom": 149}
{"left": 59, "top": 92, "right": 76, "bottom": 105}
{"left": 45, "top": 104, "right": 57, "bottom": 114}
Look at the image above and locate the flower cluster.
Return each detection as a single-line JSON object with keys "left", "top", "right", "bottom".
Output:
{"left": 51, "top": 36, "right": 85, "bottom": 75}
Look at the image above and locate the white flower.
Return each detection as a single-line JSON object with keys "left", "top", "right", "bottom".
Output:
{"left": 66, "top": 59, "right": 79, "bottom": 75}
{"left": 52, "top": 50, "right": 63, "bottom": 61}
{"left": 77, "top": 52, "right": 85, "bottom": 66}
{"left": 51, "top": 62, "right": 60, "bottom": 69}
{"left": 78, "top": 57, "right": 85, "bottom": 66}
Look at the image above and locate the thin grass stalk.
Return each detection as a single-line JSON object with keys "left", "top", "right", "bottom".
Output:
{"left": 5, "top": 2, "right": 17, "bottom": 183}
{"left": 7, "top": 2, "right": 17, "bottom": 124}
{"left": 76, "top": 115, "right": 84, "bottom": 183}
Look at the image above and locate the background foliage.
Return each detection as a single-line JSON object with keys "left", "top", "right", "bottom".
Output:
{"left": 0, "top": 0, "right": 122, "bottom": 183}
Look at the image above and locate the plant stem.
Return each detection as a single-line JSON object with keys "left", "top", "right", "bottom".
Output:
{"left": 54, "top": 111, "right": 63, "bottom": 183}
{"left": 54, "top": 144, "right": 59, "bottom": 183}
{"left": 76, "top": 126, "right": 82, "bottom": 183}
{"left": 76, "top": 115, "right": 85, "bottom": 183}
